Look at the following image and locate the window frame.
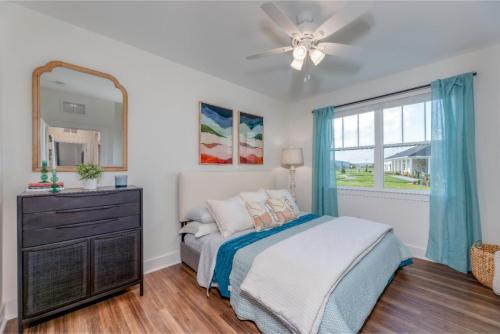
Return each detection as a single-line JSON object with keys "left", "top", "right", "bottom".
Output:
{"left": 332, "top": 89, "right": 431, "bottom": 195}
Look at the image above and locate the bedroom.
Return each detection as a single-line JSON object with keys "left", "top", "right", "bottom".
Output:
{"left": 1, "top": 1, "right": 500, "bottom": 333}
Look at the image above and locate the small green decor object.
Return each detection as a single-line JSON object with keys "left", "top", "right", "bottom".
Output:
{"left": 50, "top": 169, "right": 60, "bottom": 193}
{"left": 77, "top": 163, "right": 103, "bottom": 180}
{"left": 40, "top": 160, "right": 49, "bottom": 183}
{"left": 78, "top": 164, "right": 103, "bottom": 190}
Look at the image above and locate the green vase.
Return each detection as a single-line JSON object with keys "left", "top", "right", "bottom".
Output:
{"left": 50, "top": 169, "right": 60, "bottom": 193}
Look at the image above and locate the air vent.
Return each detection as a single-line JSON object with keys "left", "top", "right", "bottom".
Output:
{"left": 62, "top": 101, "right": 85, "bottom": 115}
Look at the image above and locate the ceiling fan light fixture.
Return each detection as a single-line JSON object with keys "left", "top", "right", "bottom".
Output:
{"left": 290, "top": 58, "right": 304, "bottom": 71}
{"left": 310, "top": 48, "right": 326, "bottom": 66}
{"left": 292, "top": 45, "right": 307, "bottom": 60}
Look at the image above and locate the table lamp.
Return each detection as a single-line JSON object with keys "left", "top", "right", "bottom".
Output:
{"left": 281, "top": 148, "right": 304, "bottom": 199}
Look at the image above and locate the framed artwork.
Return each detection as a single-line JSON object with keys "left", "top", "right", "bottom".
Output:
{"left": 238, "top": 112, "right": 263, "bottom": 164}
{"left": 199, "top": 102, "right": 233, "bottom": 164}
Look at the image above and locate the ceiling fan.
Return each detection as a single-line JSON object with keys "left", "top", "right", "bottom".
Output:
{"left": 247, "top": 2, "right": 369, "bottom": 71}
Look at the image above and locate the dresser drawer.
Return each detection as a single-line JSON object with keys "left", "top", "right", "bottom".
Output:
{"left": 23, "top": 202, "right": 140, "bottom": 230}
{"left": 22, "top": 190, "right": 140, "bottom": 214}
{"left": 23, "top": 215, "right": 140, "bottom": 248}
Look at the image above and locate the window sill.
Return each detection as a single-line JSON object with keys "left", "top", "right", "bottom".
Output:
{"left": 337, "top": 187, "right": 429, "bottom": 202}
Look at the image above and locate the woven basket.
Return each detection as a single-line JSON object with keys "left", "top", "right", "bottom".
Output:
{"left": 471, "top": 243, "right": 500, "bottom": 288}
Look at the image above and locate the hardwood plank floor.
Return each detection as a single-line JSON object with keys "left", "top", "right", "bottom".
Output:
{"left": 6, "top": 258, "right": 500, "bottom": 333}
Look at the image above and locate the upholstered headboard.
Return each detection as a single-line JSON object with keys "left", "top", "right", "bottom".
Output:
{"left": 178, "top": 170, "right": 275, "bottom": 222}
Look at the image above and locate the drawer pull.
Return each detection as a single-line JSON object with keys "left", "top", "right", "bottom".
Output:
{"left": 54, "top": 205, "right": 120, "bottom": 214}
{"left": 55, "top": 192, "right": 117, "bottom": 198}
{"left": 53, "top": 218, "right": 120, "bottom": 230}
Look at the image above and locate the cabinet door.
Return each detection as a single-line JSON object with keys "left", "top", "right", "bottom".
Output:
{"left": 23, "top": 241, "right": 89, "bottom": 317}
{"left": 91, "top": 230, "right": 140, "bottom": 294}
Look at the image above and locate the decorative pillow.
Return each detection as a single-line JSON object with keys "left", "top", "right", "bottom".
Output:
{"left": 266, "top": 189, "right": 300, "bottom": 215}
{"left": 207, "top": 196, "right": 253, "bottom": 238}
{"left": 186, "top": 206, "right": 215, "bottom": 224}
{"left": 239, "top": 189, "right": 269, "bottom": 204}
{"left": 178, "top": 221, "right": 219, "bottom": 238}
{"left": 245, "top": 201, "right": 280, "bottom": 231}
{"left": 266, "top": 198, "right": 298, "bottom": 223}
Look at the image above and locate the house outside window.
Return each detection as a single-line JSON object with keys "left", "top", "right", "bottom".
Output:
{"left": 332, "top": 91, "right": 431, "bottom": 192}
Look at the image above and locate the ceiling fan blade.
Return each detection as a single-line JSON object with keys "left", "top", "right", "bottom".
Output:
{"left": 246, "top": 46, "right": 293, "bottom": 60}
{"left": 314, "top": 3, "right": 370, "bottom": 40}
{"left": 317, "top": 43, "right": 361, "bottom": 59}
{"left": 261, "top": 2, "right": 301, "bottom": 38}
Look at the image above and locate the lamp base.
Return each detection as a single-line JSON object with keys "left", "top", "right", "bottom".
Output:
{"left": 288, "top": 166, "right": 296, "bottom": 200}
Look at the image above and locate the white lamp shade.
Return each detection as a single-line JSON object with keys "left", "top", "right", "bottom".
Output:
{"left": 290, "top": 58, "right": 304, "bottom": 71}
{"left": 310, "top": 48, "right": 325, "bottom": 66}
{"left": 281, "top": 148, "right": 304, "bottom": 167}
{"left": 293, "top": 45, "right": 307, "bottom": 60}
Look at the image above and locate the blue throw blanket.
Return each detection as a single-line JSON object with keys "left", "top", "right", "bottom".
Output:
{"left": 213, "top": 213, "right": 319, "bottom": 297}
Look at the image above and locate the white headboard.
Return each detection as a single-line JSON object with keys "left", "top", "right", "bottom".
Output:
{"left": 178, "top": 170, "right": 275, "bottom": 221}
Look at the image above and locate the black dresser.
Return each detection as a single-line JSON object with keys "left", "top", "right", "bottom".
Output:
{"left": 17, "top": 186, "right": 143, "bottom": 332}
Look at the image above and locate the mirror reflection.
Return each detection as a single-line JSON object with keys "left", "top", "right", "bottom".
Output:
{"left": 39, "top": 67, "right": 124, "bottom": 168}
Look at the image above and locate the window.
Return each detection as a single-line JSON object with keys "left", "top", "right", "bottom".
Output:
{"left": 334, "top": 111, "right": 375, "bottom": 188}
{"left": 333, "top": 92, "right": 431, "bottom": 191}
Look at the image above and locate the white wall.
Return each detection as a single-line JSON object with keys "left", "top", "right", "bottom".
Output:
{"left": 287, "top": 43, "right": 500, "bottom": 257}
{"left": 0, "top": 13, "right": 4, "bottom": 326}
{"left": 0, "top": 3, "right": 289, "bottom": 317}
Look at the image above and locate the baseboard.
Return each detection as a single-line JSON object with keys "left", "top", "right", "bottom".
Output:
{"left": 0, "top": 302, "right": 6, "bottom": 333}
{"left": 1, "top": 298, "right": 17, "bottom": 323}
{"left": 405, "top": 243, "right": 430, "bottom": 261}
{"left": 144, "top": 250, "right": 181, "bottom": 274}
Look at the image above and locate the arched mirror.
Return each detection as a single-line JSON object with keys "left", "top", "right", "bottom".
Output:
{"left": 33, "top": 61, "right": 127, "bottom": 171}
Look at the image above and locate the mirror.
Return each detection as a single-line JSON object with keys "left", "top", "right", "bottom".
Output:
{"left": 33, "top": 61, "right": 127, "bottom": 171}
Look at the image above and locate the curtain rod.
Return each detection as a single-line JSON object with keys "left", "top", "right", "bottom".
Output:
{"left": 312, "top": 72, "right": 478, "bottom": 112}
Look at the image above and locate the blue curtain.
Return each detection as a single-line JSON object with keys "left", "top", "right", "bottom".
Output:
{"left": 426, "top": 72, "right": 482, "bottom": 273}
{"left": 312, "top": 106, "right": 338, "bottom": 217}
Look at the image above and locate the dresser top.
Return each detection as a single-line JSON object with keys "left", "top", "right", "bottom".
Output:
{"left": 19, "top": 185, "right": 141, "bottom": 198}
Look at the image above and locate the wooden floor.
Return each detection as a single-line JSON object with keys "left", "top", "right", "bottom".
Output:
{"left": 6, "top": 258, "right": 500, "bottom": 333}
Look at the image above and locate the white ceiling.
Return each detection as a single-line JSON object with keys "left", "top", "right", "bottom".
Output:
{"left": 23, "top": 1, "right": 500, "bottom": 102}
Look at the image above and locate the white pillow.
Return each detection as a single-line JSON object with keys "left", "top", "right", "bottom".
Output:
{"left": 179, "top": 221, "right": 219, "bottom": 238}
{"left": 186, "top": 206, "right": 215, "bottom": 224}
{"left": 266, "top": 189, "right": 300, "bottom": 214}
{"left": 239, "top": 189, "right": 269, "bottom": 203}
{"left": 207, "top": 196, "right": 253, "bottom": 238}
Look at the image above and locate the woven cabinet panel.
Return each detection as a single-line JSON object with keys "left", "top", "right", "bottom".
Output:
{"left": 23, "top": 241, "right": 88, "bottom": 316}
{"left": 92, "top": 231, "right": 139, "bottom": 294}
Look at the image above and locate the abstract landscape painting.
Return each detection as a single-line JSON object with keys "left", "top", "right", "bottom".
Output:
{"left": 239, "top": 112, "right": 263, "bottom": 164}
{"left": 199, "top": 102, "right": 233, "bottom": 164}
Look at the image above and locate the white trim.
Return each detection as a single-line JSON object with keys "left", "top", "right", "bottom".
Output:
{"left": 144, "top": 250, "right": 181, "bottom": 274}
{"left": 0, "top": 303, "right": 6, "bottom": 333}
{"left": 3, "top": 299, "right": 17, "bottom": 321}
{"left": 405, "top": 243, "right": 430, "bottom": 260}
{"left": 338, "top": 187, "right": 429, "bottom": 202}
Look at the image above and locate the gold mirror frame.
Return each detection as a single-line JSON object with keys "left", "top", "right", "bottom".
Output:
{"left": 32, "top": 61, "right": 128, "bottom": 172}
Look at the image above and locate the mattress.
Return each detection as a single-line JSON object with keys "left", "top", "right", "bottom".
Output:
{"left": 181, "top": 233, "right": 214, "bottom": 271}
{"left": 183, "top": 233, "right": 208, "bottom": 253}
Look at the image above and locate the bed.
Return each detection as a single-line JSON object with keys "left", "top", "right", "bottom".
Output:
{"left": 178, "top": 171, "right": 412, "bottom": 334}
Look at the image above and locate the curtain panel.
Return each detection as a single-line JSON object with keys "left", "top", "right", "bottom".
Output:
{"left": 312, "top": 106, "right": 338, "bottom": 217}
{"left": 426, "top": 72, "right": 482, "bottom": 273}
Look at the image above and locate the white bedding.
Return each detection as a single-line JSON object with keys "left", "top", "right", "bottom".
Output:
{"left": 240, "top": 216, "right": 392, "bottom": 334}
{"left": 195, "top": 212, "right": 311, "bottom": 288}
{"left": 196, "top": 229, "right": 254, "bottom": 288}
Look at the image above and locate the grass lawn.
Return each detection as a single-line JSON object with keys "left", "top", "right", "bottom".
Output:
{"left": 335, "top": 169, "right": 430, "bottom": 191}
